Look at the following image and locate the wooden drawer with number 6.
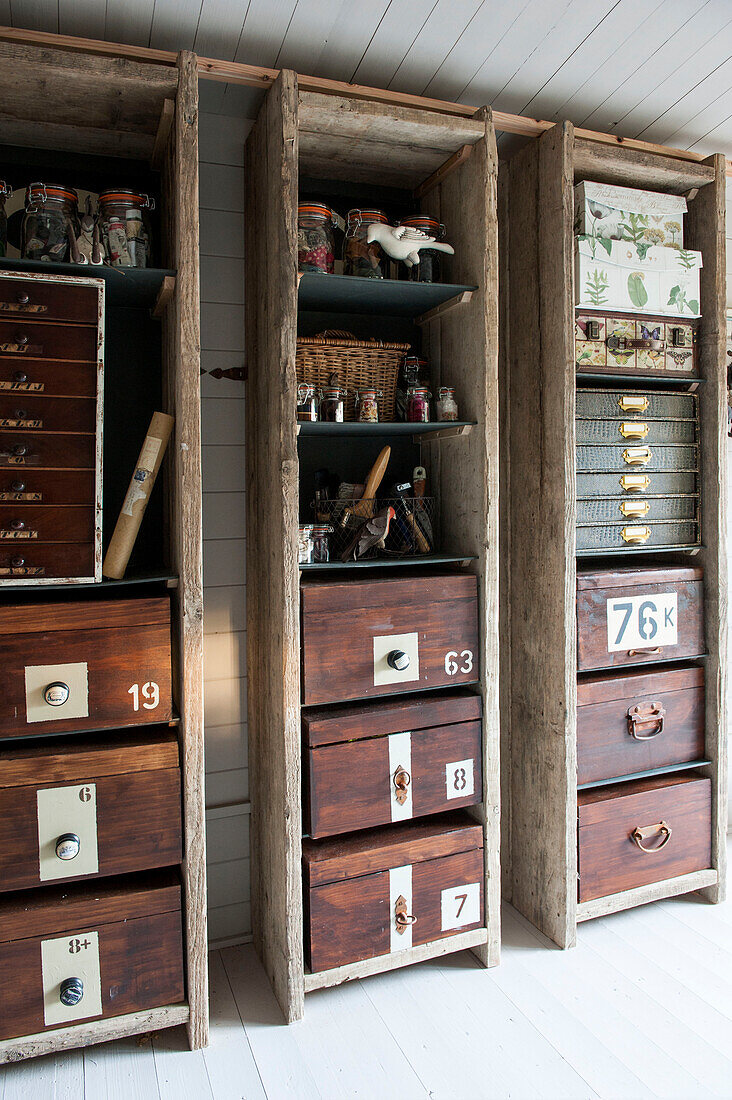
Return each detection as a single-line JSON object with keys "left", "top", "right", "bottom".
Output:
{"left": 0, "top": 597, "right": 173, "bottom": 739}
{"left": 300, "top": 573, "right": 479, "bottom": 705}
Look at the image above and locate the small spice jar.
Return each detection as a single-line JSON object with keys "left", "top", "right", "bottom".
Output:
{"left": 298, "top": 524, "right": 315, "bottom": 564}
{"left": 98, "top": 189, "right": 154, "bottom": 268}
{"left": 296, "top": 382, "right": 319, "bottom": 422}
{"left": 311, "top": 524, "right": 332, "bottom": 563}
{"left": 436, "top": 386, "right": 458, "bottom": 421}
{"left": 298, "top": 202, "right": 336, "bottom": 274}
{"left": 398, "top": 215, "right": 446, "bottom": 283}
{"left": 397, "top": 355, "right": 429, "bottom": 420}
{"left": 356, "top": 389, "right": 380, "bottom": 423}
{"left": 320, "top": 386, "right": 346, "bottom": 423}
{"left": 407, "top": 386, "right": 431, "bottom": 423}
{"left": 343, "top": 208, "right": 388, "bottom": 279}
{"left": 22, "top": 183, "right": 80, "bottom": 263}
{"left": 0, "top": 182, "right": 10, "bottom": 257}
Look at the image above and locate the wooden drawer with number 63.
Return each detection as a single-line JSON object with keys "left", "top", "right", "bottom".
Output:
{"left": 0, "top": 597, "right": 173, "bottom": 740}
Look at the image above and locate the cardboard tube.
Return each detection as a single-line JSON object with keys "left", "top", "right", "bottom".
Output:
{"left": 103, "top": 411, "right": 174, "bottom": 579}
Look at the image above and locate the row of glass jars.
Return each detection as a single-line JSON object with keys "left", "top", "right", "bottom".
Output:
{"left": 297, "top": 382, "right": 457, "bottom": 424}
{"left": 297, "top": 203, "right": 447, "bottom": 283}
{"left": 0, "top": 181, "right": 154, "bottom": 267}
{"left": 298, "top": 524, "right": 332, "bottom": 564}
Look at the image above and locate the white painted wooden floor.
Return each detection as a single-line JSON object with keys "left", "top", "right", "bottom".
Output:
{"left": 4, "top": 880, "right": 732, "bottom": 1100}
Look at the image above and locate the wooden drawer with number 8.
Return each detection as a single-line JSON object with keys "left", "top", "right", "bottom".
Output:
{"left": 0, "top": 597, "right": 173, "bottom": 739}
{"left": 300, "top": 573, "right": 479, "bottom": 705}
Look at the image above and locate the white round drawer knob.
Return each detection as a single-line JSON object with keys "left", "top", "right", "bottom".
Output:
{"left": 44, "top": 681, "right": 70, "bottom": 707}
{"left": 387, "top": 649, "right": 410, "bottom": 671}
{"left": 55, "top": 833, "right": 81, "bottom": 861}
{"left": 59, "top": 977, "right": 84, "bottom": 1007}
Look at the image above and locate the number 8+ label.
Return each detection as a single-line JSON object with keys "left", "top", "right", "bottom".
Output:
{"left": 606, "top": 592, "right": 677, "bottom": 653}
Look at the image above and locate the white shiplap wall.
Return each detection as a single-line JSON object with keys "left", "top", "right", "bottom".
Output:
{"left": 200, "top": 112, "right": 253, "bottom": 947}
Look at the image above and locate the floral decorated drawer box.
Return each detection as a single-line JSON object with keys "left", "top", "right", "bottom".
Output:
{"left": 575, "top": 180, "right": 687, "bottom": 248}
{"left": 575, "top": 237, "right": 702, "bottom": 318}
{"left": 576, "top": 310, "right": 698, "bottom": 378}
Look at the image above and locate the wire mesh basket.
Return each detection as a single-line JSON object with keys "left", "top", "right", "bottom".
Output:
{"left": 312, "top": 496, "right": 436, "bottom": 561}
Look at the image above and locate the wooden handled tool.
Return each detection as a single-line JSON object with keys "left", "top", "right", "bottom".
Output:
{"left": 352, "top": 445, "right": 391, "bottom": 520}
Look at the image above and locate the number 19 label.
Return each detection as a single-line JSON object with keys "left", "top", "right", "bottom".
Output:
{"left": 606, "top": 592, "right": 677, "bottom": 652}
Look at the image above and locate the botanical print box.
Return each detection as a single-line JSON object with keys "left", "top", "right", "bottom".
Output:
{"left": 576, "top": 310, "right": 698, "bottom": 377}
{"left": 575, "top": 180, "right": 687, "bottom": 248}
{"left": 575, "top": 237, "right": 702, "bottom": 318}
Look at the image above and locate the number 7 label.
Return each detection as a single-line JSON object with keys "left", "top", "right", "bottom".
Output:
{"left": 440, "top": 882, "right": 481, "bottom": 931}
{"left": 606, "top": 592, "right": 677, "bottom": 652}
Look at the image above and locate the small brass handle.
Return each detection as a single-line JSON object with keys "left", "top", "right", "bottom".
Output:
{"left": 394, "top": 894, "right": 417, "bottom": 934}
{"left": 618, "top": 395, "right": 649, "bottom": 413}
{"left": 620, "top": 421, "right": 649, "bottom": 439}
{"left": 631, "top": 821, "right": 672, "bottom": 853}
{"left": 622, "top": 525, "right": 651, "bottom": 544}
{"left": 627, "top": 702, "right": 666, "bottom": 740}
{"left": 620, "top": 474, "right": 651, "bottom": 492}
{"left": 393, "top": 766, "right": 411, "bottom": 806}
{"left": 623, "top": 446, "right": 652, "bottom": 466}
{"left": 620, "top": 500, "right": 650, "bottom": 518}
{"left": 628, "top": 646, "right": 662, "bottom": 657}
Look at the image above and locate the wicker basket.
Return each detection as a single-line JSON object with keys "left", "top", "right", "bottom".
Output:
{"left": 296, "top": 331, "right": 410, "bottom": 421}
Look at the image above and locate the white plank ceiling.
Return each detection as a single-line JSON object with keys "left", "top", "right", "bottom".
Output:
{"left": 4, "top": 0, "right": 732, "bottom": 153}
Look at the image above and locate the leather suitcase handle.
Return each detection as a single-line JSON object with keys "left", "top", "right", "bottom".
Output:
{"left": 631, "top": 821, "right": 672, "bottom": 852}
{"left": 607, "top": 336, "right": 664, "bottom": 351}
{"left": 627, "top": 701, "right": 665, "bottom": 739}
{"left": 627, "top": 647, "right": 662, "bottom": 657}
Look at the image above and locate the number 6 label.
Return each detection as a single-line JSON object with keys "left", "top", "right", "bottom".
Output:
{"left": 606, "top": 592, "right": 677, "bottom": 652}
{"left": 441, "top": 882, "right": 481, "bottom": 931}
{"left": 444, "top": 649, "right": 474, "bottom": 676}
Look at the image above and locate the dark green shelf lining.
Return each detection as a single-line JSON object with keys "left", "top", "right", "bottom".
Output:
{"left": 297, "top": 421, "right": 475, "bottom": 437}
{"left": 0, "top": 258, "right": 175, "bottom": 308}
{"left": 298, "top": 272, "right": 477, "bottom": 318}
{"left": 300, "top": 554, "right": 475, "bottom": 572}
{"left": 0, "top": 572, "right": 177, "bottom": 595}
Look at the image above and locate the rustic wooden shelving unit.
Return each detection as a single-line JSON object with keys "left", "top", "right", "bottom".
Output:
{"left": 0, "top": 41, "right": 206, "bottom": 1060}
{"left": 500, "top": 121, "right": 727, "bottom": 946}
{"left": 245, "top": 71, "right": 500, "bottom": 1021}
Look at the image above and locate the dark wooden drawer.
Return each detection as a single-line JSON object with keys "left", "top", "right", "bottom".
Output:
{"left": 576, "top": 444, "right": 698, "bottom": 474}
{"left": 575, "top": 311, "right": 698, "bottom": 378}
{"left": 0, "top": 359, "right": 98, "bottom": 398}
{"left": 0, "top": 276, "right": 100, "bottom": 325}
{"left": 0, "top": 394, "right": 96, "bottom": 433}
{"left": 304, "top": 692, "right": 482, "bottom": 838}
{"left": 576, "top": 519, "right": 699, "bottom": 553}
{"left": 0, "top": 873, "right": 183, "bottom": 1040}
{"left": 0, "top": 319, "right": 98, "bottom": 363}
{"left": 301, "top": 573, "right": 479, "bottom": 705}
{"left": 0, "top": 543, "right": 95, "bottom": 580}
{"left": 0, "top": 469, "right": 96, "bottom": 505}
{"left": 577, "top": 665, "right": 705, "bottom": 785}
{"left": 0, "top": 431, "right": 96, "bottom": 469}
{"left": 577, "top": 774, "right": 711, "bottom": 902}
{"left": 0, "top": 597, "right": 173, "bottom": 738}
{"left": 0, "top": 731, "right": 182, "bottom": 891}
{"left": 303, "top": 815, "right": 484, "bottom": 972}
{"left": 577, "top": 566, "right": 704, "bottom": 671}
{"left": 0, "top": 505, "right": 95, "bottom": 543}
{"left": 577, "top": 470, "right": 697, "bottom": 499}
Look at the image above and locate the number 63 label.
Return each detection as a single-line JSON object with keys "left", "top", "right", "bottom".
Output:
{"left": 606, "top": 592, "right": 677, "bottom": 653}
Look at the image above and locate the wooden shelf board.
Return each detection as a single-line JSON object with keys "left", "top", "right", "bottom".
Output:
{"left": 298, "top": 272, "right": 477, "bottom": 317}
{"left": 0, "top": 572, "right": 178, "bottom": 595}
{"left": 577, "top": 371, "right": 703, "bottom": 389}
{"left": 300, "top": 554, "right": 475, "bottom": 572}
{"left": 577, "top": 544, "right": 703, "bottom": 557}
{"left": 0, "top": 1003, "right": 189, "bottom": 1065}
{"left": 297, "top": 421, "right": 475, "bottom": 438}
{"left": 303, "top": 927, "right": 489, "bottom": 992}
{"left": 577, "top": 869, "right": 718, "bottom": 923}
{"left": 577, "top": 760, "right": 712, "bottom": 791}
{"left": 0, "top": 259, "right": 177, "bottom": 309}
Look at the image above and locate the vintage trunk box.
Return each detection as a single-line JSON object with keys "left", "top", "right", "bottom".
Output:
{"left": 575, "top": 311, "right": 698, "bottom": 377}
{"left": 0, "top": 730, "right": 182, "bottom": 891}
{"left": 576, "top": 565, "right": 704, "bottom": 672}
{"left": 577, "top": 665, "right": 705, "bottom": 785}
{"left": 0, "top": 872, "right": 183, "bottom": 1040}
{"left": 574, "top": 181, "right": 687, "bottom": 248}
{"left": 577, "top": 773, "right": 711, "bottom": 902}
{"left": 303, "top": 691, "right": 482, "bottom": 838}
{"left": 300, "top": 573, "right": 479, "bottom": 706}
{"left": 303, "top": 814, "right": 484, "bottom": 972}
{"left": 0, "top": 596, "right": 173, "bottom": 739}
{"left": 0, "top": 272, "right": 104, "bottom": 585}
{"left": 575, "top": 238, "right": 702, "bottom": 318}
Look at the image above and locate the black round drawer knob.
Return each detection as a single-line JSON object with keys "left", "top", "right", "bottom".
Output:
{"left": 55, "top": 833, "right": 81, "bottom": 861}
{"left": 10, "top": 481, "right": 25, "bottom": 492}
{"left": 59, "top": 977, "right": 84, "bottom": 1007}
{"left": 10, "top": 556, "right": 25, "bottom": 568}
{"left": 12, "top": 371, "right": 28, "bottom": 383}
{"left": 387, "top": 649, "right": 410, "bottom": 671}
{"left": 44, "top": 681, "right": 70, "bottom": 706}
{"left": 13, "top": 409, "right": 26, "bottom": 419}
{"left": 16, "top": 293, "right": 29, "bottom": 306}
{"left": 12, "top": 444, "right": 26, "bottom": 456}
{"left": 14, "top": 332, "right": 28, "bottom": 346}
{"left": 9, "top": 519, "right": 24, "bottom": 530}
